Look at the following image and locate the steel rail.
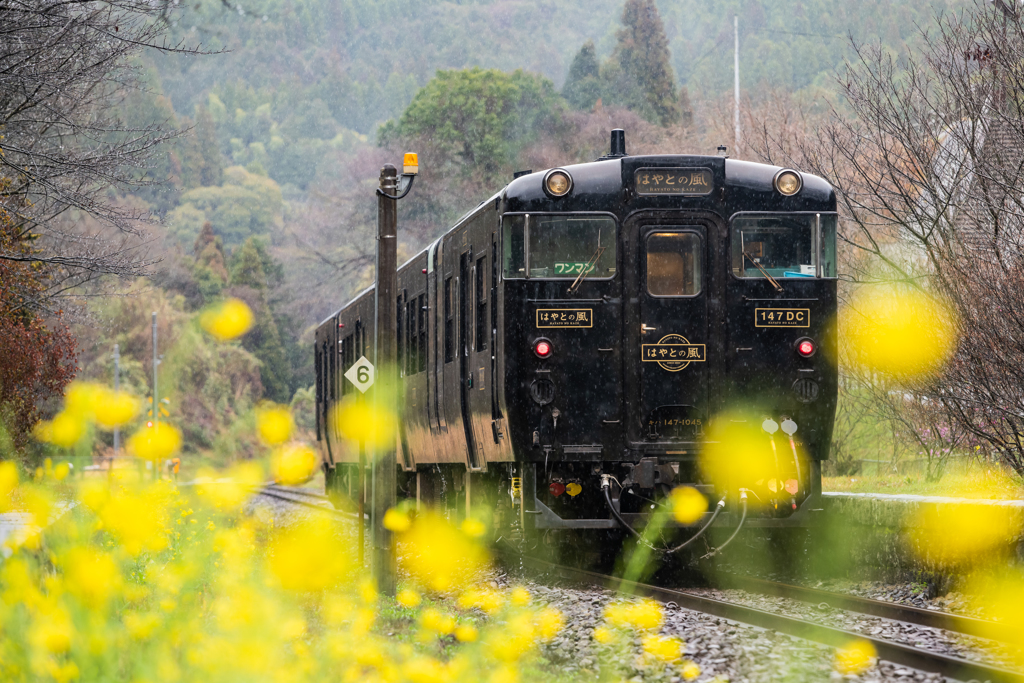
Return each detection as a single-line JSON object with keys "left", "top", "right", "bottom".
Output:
{"left": 519, "top": 556, "right": 1024, "bottom": 683}
{"left": 251, "top": 486, "right": 364, "bottom": 519}
{"left": 715, "top": 573, "right": 1022, "bottom": 643}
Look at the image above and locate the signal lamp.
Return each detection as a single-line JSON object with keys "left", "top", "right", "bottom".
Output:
{"left": 796, "top": 338, "right": 816, "bottom": 358}
{"left": 774, "top": 169, "right": 802, "bottom": 196}
{"left": 534, "top": 339, "right": 552, "bottom": 358}
{"left": 543, "top": 169, "right": 573, "bottom": 197}
{"left": 403, "top": 153, "right": 419, "bottom": 175}
{"left": 549, "top": 481, "right": 566, "bottom": 497}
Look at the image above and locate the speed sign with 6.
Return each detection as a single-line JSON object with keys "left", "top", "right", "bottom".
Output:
{"left": 344, "top": 356, "right": 375, "bottom": 393}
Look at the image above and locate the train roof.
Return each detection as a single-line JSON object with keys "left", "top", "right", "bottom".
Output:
{"left": 502, "top": 154, "right": 835, "bottom": 214}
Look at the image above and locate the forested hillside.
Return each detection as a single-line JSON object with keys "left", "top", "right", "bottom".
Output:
{"left": 26, "top": 0, "right": 971, "bottom": 459}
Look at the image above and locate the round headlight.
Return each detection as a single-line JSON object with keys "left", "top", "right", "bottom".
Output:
{"left": 774, "top": 169, "right": 802, "bottom": 196}
{"left": 543, "top": 169, "right": 573, "bottom": 197}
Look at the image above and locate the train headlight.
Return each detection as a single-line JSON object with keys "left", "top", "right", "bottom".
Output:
{"left": 543, "top": 169, "right": 573, "bottom": 197}
{"left": 774, "top": 169, "right": 802, "bottom": 196}
{"left": 796, "top": 338, "right": 816, "bottom": 358}
{"left": 534, "top": 338, "right": 553, "bottom": 358}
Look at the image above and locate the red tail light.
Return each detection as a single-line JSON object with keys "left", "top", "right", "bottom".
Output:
{"left": 534, "top": 339, "right": 552, "bottom": 358}
{"left": 796, "top": 339, "right": 815, "bottom": 358}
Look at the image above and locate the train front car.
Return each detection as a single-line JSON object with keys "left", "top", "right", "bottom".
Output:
{"left": 500, "top": 134, "right": 837, "bottom": 544}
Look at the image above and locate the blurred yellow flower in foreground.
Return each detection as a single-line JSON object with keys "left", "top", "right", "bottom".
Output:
{"left": 670, "top": 485, "right": 708, "bottom": 524}
{"left": 593, "top": 626, "right": 618, "bottom": 644}
{"left": 460, "top": 517, "right": 486, "bottom": 538}
{"left": 834, "top": 639, "right": 876, "bottom": 675}
{"left": 455, "top": 623, "right": 478, "bottom": 642}
{"left": 64, "top": 380, "right": 101, "bottom": 418}
{"left": 963, "top": 570, "right": 1024, "bottom": 661}
{"left": 700, "top": 412, "right": 775, "bottom": 493}
{"left": 383, "top": 507, "right": 412, "bottom": 532}
{"left": 641, "top": 634, "right": 683, "bottom": 662}
{"left": 196, "top": 462, "right": 263, "bottom": 508}
{"left": 271, "top": 443, "right": 317, "bottom": 485}
{"left": 98, "top": 487, "right": 170, "bottom": 556}
{"left": 256, "top": 403, "right": 293, "bottom": 445}
{"left": 63, "top": 547, "right": 122, "bottom": 607}
{"left": 908, "top": 503, "right": 1021, "bottom": 567}
{"left": 396, "top": 588, "right": 421, "bottom": 608}
{"left": 398, "top": 511, "right": 489, "bottom": 592}
{"left": 457, "top": 587, "right": 504, "bottom": 614}
{"left": 535, "top": 607, "right": 564, "bottom": 640}
{"left": 127, "top": 423, "right": 181, "bottom": 461}
{"left": 267, "top": 517, "right": 350, "bottom": 592}
{"left": 0, "top": 461, "right": 18, "bottom": 512}
{"left": 509, "top": 586, "right": 531, "bottom": 606}
{"left": 34, "top": 411, "right": 86, "bottom": 448}
{"left": 420, "top": 607, "right": 455, "bottom": 635}
{"left": 681, "top": 661, "right": 701, "bottom": 680}
{"left": 604, "top": 599, "right": 663, "bottom": 631}
{"left": 844, "top": 286, "right": 956, "bottom": 378}
{"left": 331, "top": 397, "right": 397, "bottom": 451}
{"left": 93, "top": 388, "right": 140, "bottom": 429}
{"left": 200, "top": 297, "right": 254, "bottom": 341}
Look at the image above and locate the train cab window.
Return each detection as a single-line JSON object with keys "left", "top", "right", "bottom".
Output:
{"left": 503, "top": 214, "right": 617, "bottom": 279}
{"left": 731, "top": 213, "right": 838, "bottom": 279}
{"left": 646, "top": 232, "right": 702, "bottom": 296}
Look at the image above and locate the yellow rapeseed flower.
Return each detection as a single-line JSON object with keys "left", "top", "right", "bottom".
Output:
{"left": 98, "top": 488, "right": 170, "bottom": 556}
{"left": 593, "top": 626, "right": 618, "bottom": 644}
{"left": 681, "top": 661, "right": 701, "bottom": 680}
{"left": 460, "top": 517, "right": 486, "bottom": 538}
{"left": 454, "top": 623, "right": 478, "bottom": 642}
{"left": 196, "top": 462, "right": 263, "bottom": 509}
{"left": 93, "top": 388, "right": 140, "bottom": 429}
{"left": 64, "top": 380, "right": 101, "bottom": 418}
{"left": 604, "top": 599, "right": 663, "bottom": 631}
{"left": 330, "top": 398, "right": 398, "bottom": 451}
{"left": 396, "top": 588, "right": 421, "bottom": 608}
{"left": 39, "top": 411, "right": 86, "bottom": 448}
{"left": 256, "top": 403, "right": 293, "bottom": 445}
{"left": 509, "top": 586, "right": 530, "bottom": 606}
{"left": 200, "top": 297, "right": 254, "bottom": 341}
{"left": 641, "top": 633, "right": 683, "bottom": 662}
{"left": 271, "top": 443, "right": 317, "bottom": 485}
{"left": 908, "top": 503, "right": 1021, "bottom": 567}
{"left": 401, "top": 511, "right": 489, "bottom": 592}
{"left": 670, "top": 485, "right": 708, "bottom": 524}
{"left": 267, "top": 517, "right": 350, "bottom": 592}
{"left": 63, "top": 547, "right": 122, "bottom": 607}
{"left": 0, "top": 461, "right": 17, "bottom": 512}
{"left": 699, "top": 411, "right": 775, "bottom": 493}
{"left": 486, "top": 613, "right": 536, "bottom": 662}
{"left": 127, "top": 422, "right": 182, "bottom": 461}
{"left": 535, "top": 607, "right": 564, "bottom": 639}
{"left": 834, "top": 639, "right": 876, "bottom": 675}
{"left": 420, "top": 607, "right": 456, "bottom": 635}
{"left": 844, "top": 286, "right": 956, "bottom": 379}
{"left": 457, "top": 587, "right": 504, "bottom": 614}
{"left": 29, "top": 606, "right": 74, "bottom": 654}
{"left": 383, "top": 507, "right": 412, "bottom": 532}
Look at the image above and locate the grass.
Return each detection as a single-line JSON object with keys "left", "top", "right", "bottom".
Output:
{"left": 823, "top": 458, "right": 1024, "bottom": 499}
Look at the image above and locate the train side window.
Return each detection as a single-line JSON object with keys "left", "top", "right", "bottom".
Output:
{"left": 444, "top": 277, "right": 454, "bottom": 363}
{"left": 646, "top": 232, "right": 702, "bottom": 296}
{"left": 819, "top": 214, "right": 837, "bottom": 278}
{"left": 418, "top": 294, "right": 427, "bottom": 373}
{"left": 397, "top": 296, "right": 405, "bottom": 377}
{"left": 475, "top": 256, "right": 487, "bottom": 350}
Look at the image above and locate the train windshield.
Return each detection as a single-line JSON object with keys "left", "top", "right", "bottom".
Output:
{"left": 731, "top": 213, "right": 837, "bottom": 279}
{"left": 503, "top": 214, "right": 617, "bottom": 279}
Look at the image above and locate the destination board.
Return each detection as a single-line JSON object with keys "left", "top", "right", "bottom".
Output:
{"left": 634, "top": 167, "right": 714, "bottom": 195}
{"left": 536, "top": 309, "right": 593, "bottom": 328}
{"left": 755, "top": 308, "right": 810, "bottom": 328}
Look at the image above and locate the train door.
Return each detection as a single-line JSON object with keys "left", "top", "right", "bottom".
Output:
{"left": 459, "top": 251, "right": 482, "bottom": 469}
{"left": 635, "top": 226, "right": 708, "bottom": 442}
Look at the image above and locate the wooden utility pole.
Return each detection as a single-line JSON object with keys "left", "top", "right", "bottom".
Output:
{"left": 372, "top": 163, "right": 399, "bottom": 597}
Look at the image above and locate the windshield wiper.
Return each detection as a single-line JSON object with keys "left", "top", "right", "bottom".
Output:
{"left": 743, "top": 251, "right": 784, "bottom": 292}
{"left": 568, "top": 230, "right": 605, "bottom": 295}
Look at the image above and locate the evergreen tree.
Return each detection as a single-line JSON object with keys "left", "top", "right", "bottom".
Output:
{"left": 605, "top": 0, "right": 680, "bottom": 126}
{"left": 192, "top": 222, "right": 229, "bottom": 303}
{"left": 563, "top": 40, "right": 603, "bottom": 110}
{"left": 195, "top": 105, "right": 223, "bottom": 187}
{"left": 229, "top": 238, "right": 290, "bottom": 403}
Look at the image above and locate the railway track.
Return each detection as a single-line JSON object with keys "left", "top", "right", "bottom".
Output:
{"left": 519, "top": 555, "right": 1024, "bottom": 683}
{"left": 251, "top": 483, "right": 364, "bottom": 519}
{"left": 715, "top": 572, "right": 1022, "bottom": 643}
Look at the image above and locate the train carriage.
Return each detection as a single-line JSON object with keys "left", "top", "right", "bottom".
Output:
{"left": 315, "top": 130, "right": 838, "bottom": 543}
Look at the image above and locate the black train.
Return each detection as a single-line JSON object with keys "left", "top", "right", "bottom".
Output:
{"left": 314, "top": 130, "right": 837, "bottom": 545}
